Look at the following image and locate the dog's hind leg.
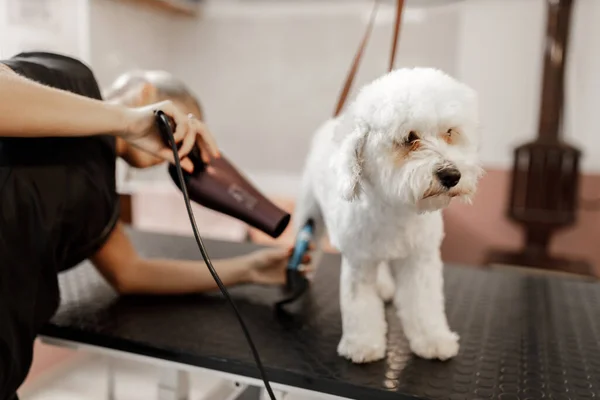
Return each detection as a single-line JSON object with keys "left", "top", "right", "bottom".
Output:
{"left": 376, "top": 262, "right": 395, "bottom": 303}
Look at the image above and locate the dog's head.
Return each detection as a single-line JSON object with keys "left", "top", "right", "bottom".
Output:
{"left": 333, "top": 68, "right": 484, "bottom": 212}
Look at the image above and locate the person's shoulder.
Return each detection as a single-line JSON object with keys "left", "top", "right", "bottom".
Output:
{"left": 0, "top": 52, "right": 55, "bottom": 78}
{"left": 12, "top": 52, "right": 91, "bottom": 70}
{"left": 4, "top": 52, "right": 89, "bottom": 77}
{"left": 2, "top": 52, "right": 103, "bottom": 100}
{"left": 0, "top": 54, "right": 24, "bottom": 73}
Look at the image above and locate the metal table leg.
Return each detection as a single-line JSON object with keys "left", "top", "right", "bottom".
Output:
{"left": 158, "top": 369, "right": 190, "bottom": 400}
{"left": 106, "top": 356, "right": 116, "bottom": 400}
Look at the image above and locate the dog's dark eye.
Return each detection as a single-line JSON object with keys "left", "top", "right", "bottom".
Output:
{"left": 405, "top": 131, "right": 419, "bottom": 145}
{"left": 443, "top": 128, "right": 458, "bottom": 144}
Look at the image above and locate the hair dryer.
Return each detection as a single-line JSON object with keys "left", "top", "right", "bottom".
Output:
{"left": 159, "top": 119, "right": 291, "bottom": 238}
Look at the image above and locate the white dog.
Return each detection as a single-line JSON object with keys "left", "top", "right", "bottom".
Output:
{"left": 294, "top": 67, "right": 483, "bottom": 364}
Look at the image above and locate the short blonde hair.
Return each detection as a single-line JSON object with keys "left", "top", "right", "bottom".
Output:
{"left": 104, "top": 70, "right": 203, "bottom": 117}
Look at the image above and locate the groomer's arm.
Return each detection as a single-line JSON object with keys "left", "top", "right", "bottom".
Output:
{"left": 0, "top": 64, "right": 219, "bottom": 171}
{"left": 0, "top": 63, "right": 129, "bottom": 137}
{"left": 91, "top": 223, "right": 311, "bottom": 295}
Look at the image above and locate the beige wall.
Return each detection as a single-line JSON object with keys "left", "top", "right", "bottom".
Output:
{"left": 86, "top": 0, "right": 600, "bottom": 177}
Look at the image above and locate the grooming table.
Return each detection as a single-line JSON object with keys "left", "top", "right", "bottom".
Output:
{"left": 41, "top": 229, "right": 600, "bottom": 400}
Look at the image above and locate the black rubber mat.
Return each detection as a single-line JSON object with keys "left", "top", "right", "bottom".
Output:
{"left": 43, "top": 229, "right": 600, "bottom": 400}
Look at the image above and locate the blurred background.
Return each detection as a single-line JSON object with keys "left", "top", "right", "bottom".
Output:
{"left": 1, "top": 0, "right": 598, "bottom": 398}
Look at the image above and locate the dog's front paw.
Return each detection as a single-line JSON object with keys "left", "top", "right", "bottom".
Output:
{"left": 409, "top": 331, "right": 459, "bottom": 361}
{"left": 337, "top": 334, "right": 386, "bottom": 364}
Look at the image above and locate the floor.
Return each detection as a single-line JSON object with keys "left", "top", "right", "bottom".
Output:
{"left": 20, "top": 353, "right": 332, "bottom": 400}
{"left": 21, "top": 354, "right": 211, "bottom": 400}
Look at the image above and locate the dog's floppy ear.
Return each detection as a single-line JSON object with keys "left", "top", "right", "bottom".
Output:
{"left": 333, "top": 119, "right": 369, "bottom": 201}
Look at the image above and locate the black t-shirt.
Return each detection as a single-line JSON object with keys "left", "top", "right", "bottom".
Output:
{"left": 0, "top": 52, "right": 119, "bottom": 268}
{"left": 0, "top": 52, "right": 119, "bottom": 399}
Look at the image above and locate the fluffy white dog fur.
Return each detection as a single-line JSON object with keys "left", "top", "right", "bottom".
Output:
{"left": 295, "top": 67, "right": 483, "bottom": 364}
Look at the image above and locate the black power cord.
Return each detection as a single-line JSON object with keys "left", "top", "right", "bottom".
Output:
{"left": 154, "top": 111, "right": 277, "bottom": 400}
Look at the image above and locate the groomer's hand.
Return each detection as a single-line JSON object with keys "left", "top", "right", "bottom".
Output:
{"left": 120, "top": 100, "right": 220, "bottom": 173}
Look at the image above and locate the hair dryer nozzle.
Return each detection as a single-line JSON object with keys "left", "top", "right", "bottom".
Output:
{"left": 167, "top": 159, "right": 291, "bottom": 239}
{"left": 155, "top": 111, "right": 291, "bottom": 238}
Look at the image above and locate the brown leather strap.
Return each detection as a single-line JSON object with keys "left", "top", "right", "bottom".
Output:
{"left": 333, "top": 0, "right": 406, "bottom": 117}
{"left": 333, "top": 1, "right": 379, "bottom": 117}
{"left": 389, "top": 0, "right": 405, "bottom": 72}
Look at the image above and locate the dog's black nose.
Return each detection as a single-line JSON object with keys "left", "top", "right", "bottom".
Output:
{"left": 437, "top": 168, "right": 461, "bottom": 188}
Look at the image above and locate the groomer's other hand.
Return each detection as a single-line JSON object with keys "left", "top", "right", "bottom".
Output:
{"left": 245, "top": 245, "right": 314, "bottom": 286}
{"left": 121, "top": 100, "right": 220, "bottom": 173}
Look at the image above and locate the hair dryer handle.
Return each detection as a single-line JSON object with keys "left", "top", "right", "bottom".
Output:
{"left": 155, "top": 111, "right": 206, "bottom": 172}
